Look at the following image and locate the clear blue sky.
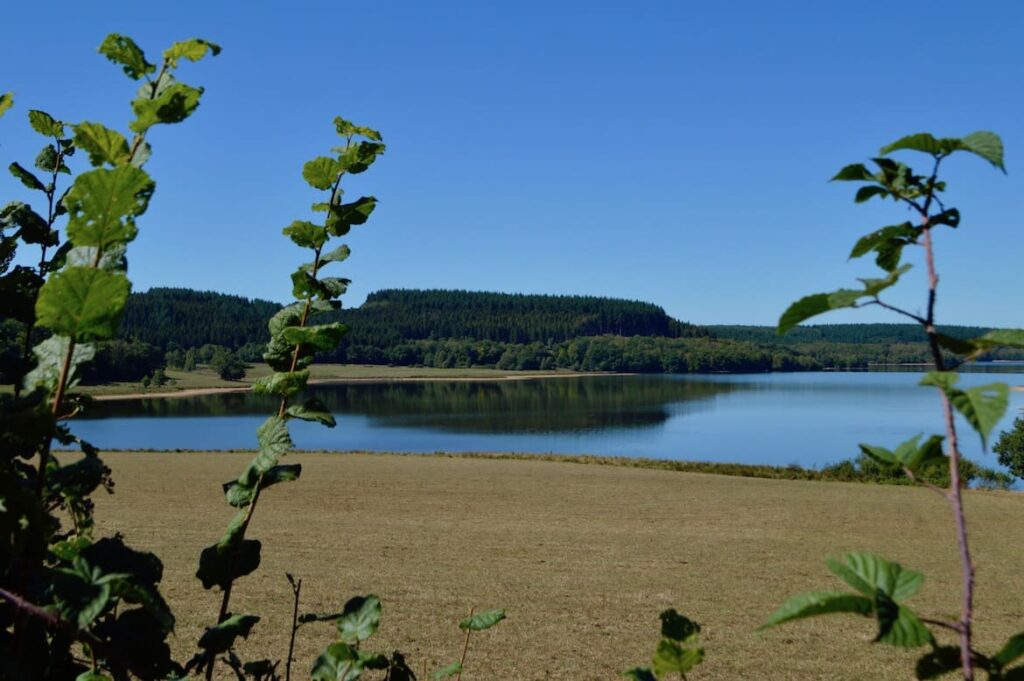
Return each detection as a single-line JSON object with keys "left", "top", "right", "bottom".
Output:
{"left": 2, "top": 1, "right": 1022, "bottom": 326}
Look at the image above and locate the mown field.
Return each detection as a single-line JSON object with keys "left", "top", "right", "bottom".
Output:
{"left": 89, "top": 452, "right": 1024, "bottom": 679}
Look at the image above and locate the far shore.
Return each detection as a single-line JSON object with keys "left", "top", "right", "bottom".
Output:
{"left": 90, "top": 368, "right": 631, "bottom": 402}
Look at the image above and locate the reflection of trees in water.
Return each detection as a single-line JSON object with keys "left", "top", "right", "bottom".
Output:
{"left": 82, "top": 376, "right": 740, "bottom": 434}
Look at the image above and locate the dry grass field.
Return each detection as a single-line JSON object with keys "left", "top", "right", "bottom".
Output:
{"left": 89, "top": 452, "right": 1024, "bottom": 679}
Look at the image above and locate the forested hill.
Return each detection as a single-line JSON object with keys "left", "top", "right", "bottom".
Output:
{"left": 325, "top": 289, "right": 709, "bottom": 346}
{"left": 709, "top": 324, "right": 993, "bottom": 344}
{"left": 119, "top": 287, "right": 709, "bottom": 349}
{"left": 120, "top": 288, "right": 281, "bottom": 349}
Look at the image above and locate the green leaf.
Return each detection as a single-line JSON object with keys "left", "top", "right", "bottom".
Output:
{"left": 74, "top": 122, "right": 131, "bottom": 167}
{"left": 430, "top": 662, "right": 463, "bottom": 680}
{"left": 0, "top": 92, "right": 12, "bottom": 118}
{"left": 960, "top": 131, "right": 1005, "bottom": 172}
{"left": 849, "top": 222, "right": 918, "bottom": 272}
{"left": 880, "top": 133, "right": 962, "bottom": 158}
{"left": 859, "top": 263, "right": 911, "bottom": 297}
{"left": 22, "top": 335, "right": 96, "bottom": 392}
{"left": 286, "top": 398, "right": 337, "bottom": 427}
{"left": 660, "top": 609, "right": 700, "bottom": 642}
{"left": 832, "top": 163, "right": 875, "bottom": 182}
{"left": 459, "top": 608, "right": 506, "bottom": 631}
{"left": 253, "top": 370, "right": 310, "bottom": 398}
{"left": 224, "top": 464, "right": 301, "bottom": 507}
{"left": 874, "top": 594, "right": 932, "bottom": 648}
{"left": 197, "top": 613, "right": 260, "bottom": 653}
{"left": 303, "top": 156, "right": 343, "bottom": 190}
{"left": 9, "top": 162, "right": 46, "bottom": 192}
{"left": 163, "top": 38, "right": 222, "bottom": 67}
{"left": 283, "top": 220, "right": 328, "bottom": 249}
{"left": 64, "top": 166, "right": 155, "bottom": 249}
{"left": 334, "top": 117, "right": 383, "bottom": 141}
{"left": 760, "top": 591, "right": 874, "bottom": 629}
{"left": 28, "top": 110, "right": 64, "bottom": 138}
{"left": 858, "top": 435, "right": 945, "bottom": 473}
{"left": 777, "top": 289, "right": 863, "bottom": 335}
{"left": 994, "top": 632, "right": 1024, "bottom": 668}
{"left": 326, "top": 197, "right": 377, "bottom": 236}
{"left": 311, "top": 642, "right": 363, "bottom": 681}
{"left": 920, "top": 372, "right": 1009, "bottom": 448}
{"left": 36, "top": 267, "right": 130, "bottom": 340}
{"left": 281, "top": 323, "right": 348, "bottom": 351}
{"left": 975, "top": 329, "right": 1024, "bottom": 351}
{"left": 256, "top": 415, "right": 293, "bottom": 459}
{"left": 34, "top": 145, "right": 69, "bottom": 175}
{"left": 76, "top": 672, "right": 113, "bottom": 681}
{"left": 131, "top": 79, "right": 204, "bottom": 133}
{"left": 855, "top": 185, "right": 888, "bottom": 203}
{"left": 338, "top": 141, "right": 385, "bottom": 174}
{"left": 652, "top": 640, "right": 704, "bottom": 676}
{"left": 621, "top": 669, "right": 657, "bottom": 681}
{"left": 337, "top": 595, "right": 382, "bottom": 643}
{"left": 827, "top": 553, "right": 923, "bottom": 601}
{"left": 320, "top": 244, "right": 351, "bottom": 265}
{"left": 98, "top": 34, "right": 155, "bottom": 79}
{"left": 196, "top": 539, "right": 262, "bottom": 589}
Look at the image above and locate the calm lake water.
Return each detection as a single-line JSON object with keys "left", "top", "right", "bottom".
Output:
{"left": 71, "top": 367, "right": 1024, "bottom": 471}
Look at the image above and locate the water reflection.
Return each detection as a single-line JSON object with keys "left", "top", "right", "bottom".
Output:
{"left": 82, "top": 376, "right": 742, "bottom": 435}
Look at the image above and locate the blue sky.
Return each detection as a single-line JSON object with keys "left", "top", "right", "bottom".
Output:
{"left": 2, "top": 1, "right": 1022, "bottom": 326}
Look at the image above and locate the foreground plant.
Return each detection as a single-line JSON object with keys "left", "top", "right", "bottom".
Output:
{"left": 766, "top": 132, "right": 1024, "bottom": 679}
{"left": 624, "top": 609, "right": 704, "bottom": 680}
{"left": 0, "top": 34, "right": 218, "bottom": 680}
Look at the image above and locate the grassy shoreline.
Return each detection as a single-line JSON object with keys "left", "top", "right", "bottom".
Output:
{"left": 86, "top": 451, "right": 1024, "bottom": 679}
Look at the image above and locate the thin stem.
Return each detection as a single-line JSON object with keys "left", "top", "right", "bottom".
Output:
{"left": 864, "top": 299, "right": 928, "bottom": 325}
{"left": 902, "top": 466, "right": 948, "bottom": 500}
{"left": 286, "top": 577, "right": 302, "bottom": 681}
{"left": 455, "top": 608, "right": 473, "bottom": 681}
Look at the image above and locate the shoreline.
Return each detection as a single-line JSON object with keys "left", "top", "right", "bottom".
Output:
{"left": 90, "top": 371, "right": 633, "bottom": 402}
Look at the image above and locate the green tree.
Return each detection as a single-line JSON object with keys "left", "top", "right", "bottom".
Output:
{"left": 994, "top": 415, "right": 1024, "bottom": 479}
{"left": 210, "top": 347, "right": 246, "bottom": 380}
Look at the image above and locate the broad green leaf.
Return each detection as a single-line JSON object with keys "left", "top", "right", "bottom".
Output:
{"left": 99, "top": 34, "right": 155, "bottom": 79}
{"left": 36, "top": 267, "right": 130, "bottom": 340}
{"left": 163, "top": 38, "right": 222, "bottom": 67}
{"left": 994, "top": 633, "right": 1024, "bottom": 668}
{"left": 459, "top": 608, "right": 506, "bottom": 631}
{"left": 283, "top": 220, "right": 328, "bottom": 249}
{"left": 74, "top": 122, "right": 131, "bottom": 167}
{"left": 855, "top": 185, "right": 888, "bottom": 203}
{"left": 286, "top": 398, "right": 337, "bottom": 427}
{"left": 311, "top": 642, "right": 360, "bottom": 681}
{"left": 64, "top": 244, "right": 128, "bottom": 272}
{"left": 760, "top": 592, "right": 873, "bottom": 629}
{"left": 337, "top": 595, "right": 382, "bottom": 643}
{"left": 430, "top": 662, "right": 463, "bottom": 680}
{"left": 622, "top": 669, "right": 657, "bottom": 681}
{"left": 22, "top": 335, "right": 96, "bottom": 392}
{"left": 849, "top": 222, "right": 917, "bottom": 272}
{"left": 28, "top": 110, "right": 63, "bottom": 138}
{"left": 859, "top": 435, "right": 945, "bottom": 473}
{"left": 874, "top": 595, "right": 932, "bottom": 648}
{"left": 976, "top": 329, "right": 1024, "bottom": 351}
{"left": 334, "top": 116, "right": 382, "bottom": 141}
{"left": 320, "top": 244, "right": 351, "bottom": 265}
{"left": 859, "top": 264, "right": 911, "bottom": 297}
{"left": 281, "top": 323, "right": 348, "bottom": 350}
{"left": 915, "top": 646, "right": 963, "bottom": 680}
{"left": 196, "top": 539, "right": 261, "bottom": 589}
{"left": 920, "top": 372, "right": 1009, "bottom": 448}
{"left": 34, "top": 145, "right": 70, "bottom": 175}
{"left": 827, "top": 553, "right": 923, "bottom": 602}
{"left": 255, "top": 415, "right": 293, "bottom": 459}
{"left": 253, "top": 370, "right": 309, "bottom": 398}
{"left": 880, "top": 133, "right": 962, "bottom": 158}
{"left": 0, "top": 92, "right": 12, "bottom": 118}
{"left": 197, "top": 613, "right": 260, "bottom": 653}
{"left": 303, "top": 156, "right": 343, "bottom": 190}
{"left": 831, "top": 163, "right": 875, "bottom": 182}
{"left": 778, "top": 290, "right": 863, "bottom": 335}
{"left": 64, "top": 166, "right": 154, "bottom": 249}
{"left": 652, "top": 640, "right": 704, "bottom": 676}
{"left": 131, "top": 80, "right": 204, "bottom": 133}
{"left": 660, "top": 608, "right": 699, "bottom": 642}
{"left": 9, "top": 162, "right": 45, "bottom": 192}
{"left": 326, "top": 197, "right": 377, "bottom": 236}
{"left": 224, "top": 464, "right": 301, "bottom": 507}
{"left": 338, "top": 141, "right": 385, "bottom": 174}
{"left": 960, "top": 131, "right": 1005, "bottom": 172}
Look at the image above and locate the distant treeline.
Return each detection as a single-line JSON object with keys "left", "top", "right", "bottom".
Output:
{"left": 7, "top": 288, "right": 1014, "bottom": 384}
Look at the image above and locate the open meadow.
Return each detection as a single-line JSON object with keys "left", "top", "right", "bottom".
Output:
{"left": 89, "top": 451, "right": 1024, "bottom": 679}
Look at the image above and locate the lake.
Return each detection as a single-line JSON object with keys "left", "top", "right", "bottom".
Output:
{"left": 71, "top": 367, "right": 1024, "bottom": 472}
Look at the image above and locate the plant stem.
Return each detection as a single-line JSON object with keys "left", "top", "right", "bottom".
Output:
{"left": 286, "top": 577, "right": 302, "bottom": 681}
{"left": 455, "top": 607, "right": 473, "bottom": 681}
{"left": 920, "top": 212, "right": 974, "bottom": 680}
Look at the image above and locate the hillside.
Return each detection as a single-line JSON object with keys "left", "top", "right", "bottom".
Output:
{"left": 710, "top": 323, "right": 993, "bottom": 345}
